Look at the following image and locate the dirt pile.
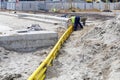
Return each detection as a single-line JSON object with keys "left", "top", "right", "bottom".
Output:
{"left": 46, "top": 15, "right": 120, "bottom": 80}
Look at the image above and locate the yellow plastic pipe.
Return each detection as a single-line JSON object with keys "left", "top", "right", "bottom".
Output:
{"left": 28, "top": 25, "right": 73, "bottom": 80}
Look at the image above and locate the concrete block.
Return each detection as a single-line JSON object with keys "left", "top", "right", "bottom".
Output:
{"left": 0, "top": 30, "right": 58, "bottom": 52}
{"left": 0, "top": 24, "right": 13, "bottom": 33}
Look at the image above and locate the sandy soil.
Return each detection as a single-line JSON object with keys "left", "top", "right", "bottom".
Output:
{"left": 0, "top": 14, "right": 64, "bottom": 80}
{"left": 0, "top": 47, "right": 50, "bottom": 80}
{"left": 0, "top": 12, "right": 119, "bottom": 80}
{"left": 45, "top": 15, "right": 120, "bottom": 80}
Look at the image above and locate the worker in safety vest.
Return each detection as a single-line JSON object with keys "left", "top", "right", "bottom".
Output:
{"left": 69, "top": 15, "right": 83, "bottom": 31}
{"left": 53, "top": 8, "right": 57, "bottom": 12}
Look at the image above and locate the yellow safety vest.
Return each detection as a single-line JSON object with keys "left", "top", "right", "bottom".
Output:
{"left": 53, "top": 8, "right": 56, "bottom": 12}
{"left": 71, "top": 16, "right": 75, "bottom": 24}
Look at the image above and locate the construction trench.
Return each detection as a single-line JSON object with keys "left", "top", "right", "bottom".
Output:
{"left": 0, "top": 12, "right": 120, "bottom": 80}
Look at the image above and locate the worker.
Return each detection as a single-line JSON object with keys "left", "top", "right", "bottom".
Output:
{"left": 53, "top": 8, "right": 57, "bottom": 12}
{"left": 70, "top": 15, "right": 83, "bottom": 31}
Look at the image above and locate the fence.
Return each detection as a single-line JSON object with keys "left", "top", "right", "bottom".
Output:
{"left": 0, "top": 1, "right": 7, "bottom": 10}
{"left": 0, "top": 1, "right": 120, "bottom": 11}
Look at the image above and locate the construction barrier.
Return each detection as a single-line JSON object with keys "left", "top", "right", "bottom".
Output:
{"left": 28, "top": 25, "right": 73, "bottom": 80}
{"left": 1, "top": 1, "right": 120, "bottom": 11}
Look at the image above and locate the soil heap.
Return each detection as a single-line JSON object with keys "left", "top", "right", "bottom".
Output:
{"left": 46, "top": 15, "right": 120, "bottom": 80}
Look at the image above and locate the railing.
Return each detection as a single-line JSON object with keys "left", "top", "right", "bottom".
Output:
{"left": 28, "top": 25, "right": 73, "bottom": 80}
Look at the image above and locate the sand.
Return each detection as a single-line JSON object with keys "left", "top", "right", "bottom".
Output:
{"left": 0, "top": 12, "right": 119, "bottom": 80}
{"left": 0, "top": 14, "right": 64, "bottom": 80}
{"left": 46, "top": 15, "right": 120, "bottom": 80}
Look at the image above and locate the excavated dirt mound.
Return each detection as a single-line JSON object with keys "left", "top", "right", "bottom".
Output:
{"left": 46, "top": 15, "right": 120, "bottom": 80}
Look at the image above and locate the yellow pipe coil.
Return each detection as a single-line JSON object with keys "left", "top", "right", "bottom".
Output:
{"left": 28, "top": 25, "right": 73, "bottom": 80}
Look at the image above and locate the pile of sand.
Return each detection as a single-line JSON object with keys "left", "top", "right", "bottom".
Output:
{"left": 46, "top": 15, "right": 120, "bottom": 80}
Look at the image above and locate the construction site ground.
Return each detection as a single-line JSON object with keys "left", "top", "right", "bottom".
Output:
{"left": 0, "top": 11, "right": 120, "bottom": 80}
{"left": 0, "top": 12, "right": 62, "bottom": 80}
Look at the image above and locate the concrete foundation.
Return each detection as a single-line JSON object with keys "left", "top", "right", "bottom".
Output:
{"left": 0, "top": 30, "right": 58, "bottom": 52}
{"left": 0, "top": 24, "right": 13, "bottom": 34}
